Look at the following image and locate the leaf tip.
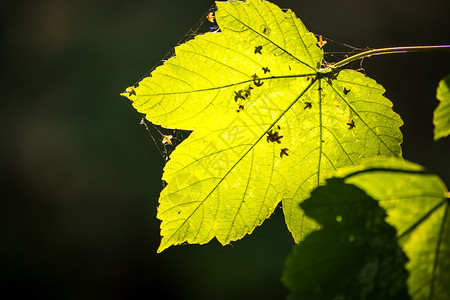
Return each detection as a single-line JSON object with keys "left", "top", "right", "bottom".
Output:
{"left": 157, "top": 241, "right": 169, "bottom": 253}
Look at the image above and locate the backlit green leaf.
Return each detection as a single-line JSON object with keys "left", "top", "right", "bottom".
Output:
{"left": 433, "top": 73, "right": 450, "bottom": 141}
{"left": 122, "top": 0, "right": 403, "bottom": 252}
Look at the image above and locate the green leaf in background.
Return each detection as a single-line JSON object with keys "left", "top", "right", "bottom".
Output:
{"left": 122, "top": 0, "right": 403, "bottom": 252}
{"left": 282, "top": 177, "right": 410, "bottom": 299}
{"left": 334, "top": 158, "right": 449, "bottom": 299}
{"left": 433, "top": 73, "right": 450, "bottom": 141}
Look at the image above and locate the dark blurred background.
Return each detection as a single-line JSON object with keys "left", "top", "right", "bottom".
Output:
{"left": 1, "top": 0, "right": 449, "bottom": 299}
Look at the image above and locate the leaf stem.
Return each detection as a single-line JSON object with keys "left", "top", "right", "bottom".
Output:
{"left": 321, "top": 45, "right": 450, "bottom": 72}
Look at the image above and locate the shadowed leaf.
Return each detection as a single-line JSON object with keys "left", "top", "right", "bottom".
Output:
{"left": 335, "top": 158, "right": 449, "bottom": 299}
{"left": 282, "top": 177, "right": 410, "bottom": 299}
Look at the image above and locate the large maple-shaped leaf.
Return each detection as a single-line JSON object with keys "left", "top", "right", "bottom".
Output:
{"left": 122, "top": 0, "right": 403, "bottom": 252}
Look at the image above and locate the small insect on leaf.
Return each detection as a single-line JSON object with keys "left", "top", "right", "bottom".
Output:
{"left": 325, "top": 70, "right": 339, "bottom": 85}
{"left": 252, "top": 74, "right": 264, "bottom": 87}
{"left": 206, "top": 12, "right": 215, "bottom": 23}
{"left": 266, "top": 129, "right": 283, "bottom": 143}
{"left": 243, "top": 86, "right": 253, "bottom": 98}
{"left": 234, "top": 90, "right": 245, "bottom": 101}
{"left": 126, "top": 86, "right": 136, "bottom": 96}
{"left": 260, "top": 24, "right": 271, "bottom": 35}
{"left": 347, "top": 120, "right": 356, "bottom": 130}
{"left": 262, "top": 67, "right": 270, "bottom": 74}
{"left": 254, "top": 45, "right": 263, "bottom": 54}
{"left": 343, "top": 88, "right": 351, "bottom": 95}
{"left": 317, "top": 35, "right": 327, "bottom": 48}
{"left": 162, "top": 135, "right": 173, "bottom": 145}
{"left": 304, "top": 102, "right": 312, "bottom": 109}
{"left": 280, "top": 148, "right": 289, "bottom": 158}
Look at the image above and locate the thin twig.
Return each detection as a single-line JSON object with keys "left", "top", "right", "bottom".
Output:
{"left": 321, "top": 45, "right": 450, "bottom": 72}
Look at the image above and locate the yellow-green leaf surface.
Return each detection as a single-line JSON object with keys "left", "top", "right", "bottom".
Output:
{"left": 335, "top": 158, "right": 449, "bottom": 299}
{"left": 434, "top": 73, "right": 450, "bottom": 141}
{"left": 123, "top": 0, "right": 403, "bottom": 252}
